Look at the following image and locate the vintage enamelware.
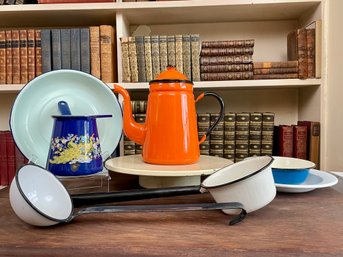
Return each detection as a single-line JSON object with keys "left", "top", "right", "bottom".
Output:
{"left": 275, "top": 169, "right": 338, "bottom": 193}
{"left": 47, "top": 114, "right": 112, "bottom": 176}
{"left": 271, "top": 156, "right": 315, "bottom": 184}
{"left": 10, "top": 70, "right": 122, "bottom": 168}
{"left": 9, "top": 165, "right": 246, "bottom": 227}
{"left": 201, "top": 155, "right": 276, "bottom": 214}
{"left": 74, "top": 156, "right": 276, "bottom": 214}
{"left": 113, "top": 66, "right": 225, "bottom": 165}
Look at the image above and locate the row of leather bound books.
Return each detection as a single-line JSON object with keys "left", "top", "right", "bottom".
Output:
{"left": 273, "top": 121, "right": 320, "bottom": 168}
{"left": 200, "top": 39, "right": 255, "bottom": 81}
{"left": 198, "top": 112, "right": 274, "bottom": 163}
{"left": 0, "top": 131, "right": 28, "bottom": 186}
{"left": 120, "top": 34, "right": 201, "bottom": 83}
{"left": 0, "top": 25, "right": 116, "bottom": 85}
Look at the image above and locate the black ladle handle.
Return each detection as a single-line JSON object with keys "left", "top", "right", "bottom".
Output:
{"left": 71, "top": 186, "right": 201, "bottom": 207}
{"left": 71, "top": 202, "right": 247, "bottom": 226}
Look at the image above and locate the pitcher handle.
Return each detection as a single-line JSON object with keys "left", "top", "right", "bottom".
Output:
{"left": 195, "top": 92, "right": 225, "bottom": 144}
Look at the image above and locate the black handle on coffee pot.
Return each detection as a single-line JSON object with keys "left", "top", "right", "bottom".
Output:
{"left": 196, "top": 92, "right": 225, "bottom": 143}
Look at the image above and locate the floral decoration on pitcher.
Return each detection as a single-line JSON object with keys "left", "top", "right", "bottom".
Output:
{"left": 49, "top": 133, "right": 102, "bottom": 169}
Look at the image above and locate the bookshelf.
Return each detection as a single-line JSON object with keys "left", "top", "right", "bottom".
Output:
{"left": 0, "top": 0, "right": 342, "bottom": 171}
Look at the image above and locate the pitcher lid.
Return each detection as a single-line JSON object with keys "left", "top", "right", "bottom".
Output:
{"left": 150, "top": 66, "right": 193, "bottom": 84}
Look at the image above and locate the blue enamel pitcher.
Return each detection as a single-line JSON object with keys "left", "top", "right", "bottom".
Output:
{"left": 47, "top": 114, "right": 112, "bottom": 176}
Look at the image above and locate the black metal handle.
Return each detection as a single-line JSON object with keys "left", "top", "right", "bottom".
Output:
{"left": 71, "top": 185, "right": 201, "bottom": 207}
{"left": 196, "top": 92, "right": 225, "bottom": 143}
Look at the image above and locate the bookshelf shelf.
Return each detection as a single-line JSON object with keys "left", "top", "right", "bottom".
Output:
{"left": 114, "top": 79, "right": 322, "bottom": 90}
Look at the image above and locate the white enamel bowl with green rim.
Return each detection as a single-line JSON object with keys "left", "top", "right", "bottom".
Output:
{"left": 10, "top": 70, "right": 123, "bottom": 168}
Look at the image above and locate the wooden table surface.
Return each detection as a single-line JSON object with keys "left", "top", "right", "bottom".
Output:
{"left": 0, "top": 187, "right": 342, "bottom": 257}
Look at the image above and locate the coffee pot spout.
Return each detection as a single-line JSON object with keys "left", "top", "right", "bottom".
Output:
{"left": 113, "top": 85, "right": 146, "bottom": 145}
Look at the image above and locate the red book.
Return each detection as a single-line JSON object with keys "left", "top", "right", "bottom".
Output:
{"left": 0, "top": 131, "right": 8, "bottom": 186}
{"left": 5, "top": 131, "right": 16, "bottom": 184}
{"left": 297, "top": 121, "right": 320, "bottom": 168}
{"left": 15, "top": 145, "right": 27, "bottom": 171}
{"left": 278, "top": 125, "right": 293, "bottom": 157}
{"left": 293, "top": 125, "right": 307, "bottom": 160}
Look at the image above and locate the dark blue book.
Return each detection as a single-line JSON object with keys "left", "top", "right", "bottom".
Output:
{"left": 51, "top": 29, "right": 61, "bottom": 70}
{"left": 41, "top": 29, "right": 51, "bottom": 74}
{"left": 61, "top": 29, "right": 71, "bottom": 69}
{"left": 70, "top": 28, "right": 80, "bottom": 71}
{"left": 80, "top": 28, "right": 90, "bottom": 74}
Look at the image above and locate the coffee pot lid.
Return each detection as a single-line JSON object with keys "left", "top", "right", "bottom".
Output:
{"left": 150, "top": 66, "right": 193, "bottom": 84}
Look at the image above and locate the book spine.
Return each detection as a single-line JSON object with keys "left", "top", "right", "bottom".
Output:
{"left": 80, "top": 28, "right": 90, "bottom": 74}
{"left": 306, "top": 28, "right": 315, "bottom": 79}
{"left": 70, "top": 28, "right": 81, "bottom": 71}
{"left": 27, "top": 29, "right": 36, "bottom": 81}
{"left": 309, "top": 122, "right": 320, "bottom": 168}
{"left": 175, "top": 34, "right": 183, "bottom": 73}
{"left": 131, "top": 100, "right": 147, "bottom": 114}
{"left": 134, "top": 113, "right": 146, "bottom": 154}
{"left": 202, "top": 39, "right": 255, "bottom": 48}
{"left": 210, "top": 113, "right": 224, "bottom": 158}
{"left": 15, "top": 144, "right": 26, "bottom": 171}
{"left": 224, "top": 112, "right": 236, "bottom": 162}
{"left": 159, "top": 35, "right": 168, "bottom": 72}
{"left": 235, "top": 112, "right": 250, "bottom": 162}
{"left": 100, "top": 25, "right": 115, "bottom": 83}
{"left": 293, "top": 125, "right": 307, "bottom": 159}
{"left": 19, "top": 29, "right": 28, "bottom": 84}
{"left": 190, "top": 34, "right": 200, "bottom": 81}
{"left": 254, "top": 61, "right": 299, "bottom": 69}
{"left": 151, "top": 35, "right": 160, "bottom": 80}
{"left": 167, "top": 35, "right": 176, "bottom": 67}
{"left": 297, "top": 28, "right": 308, "bottom": 79}
{"left": 261, "top": 112, "right": 275, "bottom": 156}
{"left": 128, "top": 36, "right": 138, "bottom": 82}
{"left": 201, "top": 71, "right": 253, "bottom": 81}
{"left": 51, "top": 29, "right": 62, "bottom": 70}
{"left": 120, "top": 37, "right": 131, "bottom": 82}
{"left": 200, "top": 47, "right": 254, "bottom": 56}
{"left": 35, "top": 29, "right": 42, "bottom": 76}
{"left": 253, "top": 67, "right": 298, "bottom": 75}
{"left": 0, "top": 131, "right": 8, "bottom": 185}
{"left": 89, "top": 26, "right": 101, "bottom": 79}
{"left": 135, "top": 36, "right": 146, "bottom": 82}
{"left": 41, "top": 29, "right": 51, "bottom": 74}
{"left": 144, "top": 36, "right": 153, "bottom": 82}
{"left": 60, "top": 28, "right": 71, "bottom": 69}
{"left": 297, "top": 120, "right": 320, "bottom": 168}
{"left": 201, "top": 63, "right": 253, "bottom": 73}
{"left": 5, "top": 131, "right": 16, "bottom": 184}
{"left": 0, "top": 31, "right": 6, "bottom": 84}
{"left": 277, "top": 125, "right": 293, "bottom": 157}
{"left": 12, "top": 30, "right": 21, "bottom": 84}
{"left": 249, "top": 112, "right": 262, "bottom": 157}
{"left": 197, "top": 113, "right": 210, "bottom": 156}
{"left": 253, "top": 73, "right": 298, "bottom": 79}
{"left": 5, "top": 30, "right": 12, "bottom": 84}
{"left": 182, "top": 34, "right": 191, "bottom": 80}
{"left": 200, "top": 55, "right": 253, "bottom": 65}
{"left": 287, "top": 30, "right": 297, "bottom": 61}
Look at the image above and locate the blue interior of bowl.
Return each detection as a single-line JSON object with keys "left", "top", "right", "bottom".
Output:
{"left": 272, "top": 168, "right": 310, "bottom": 185}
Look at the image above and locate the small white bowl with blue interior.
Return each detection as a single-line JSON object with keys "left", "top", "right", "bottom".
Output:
{"left": 271, "top": 156, "right": 315, "bottom": 185}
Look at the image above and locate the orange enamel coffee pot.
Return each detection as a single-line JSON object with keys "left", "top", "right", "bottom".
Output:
{"left": 113, "top": 66, "right": 224, "bottom": 165}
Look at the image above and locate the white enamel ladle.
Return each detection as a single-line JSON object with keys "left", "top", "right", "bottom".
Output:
{"left": 9, "top": 164, "right": 246, "bottom": 227}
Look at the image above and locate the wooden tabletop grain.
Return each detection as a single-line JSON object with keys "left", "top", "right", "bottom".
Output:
{"left": 0, "top": 186, "right": 342, "bottom": 257}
